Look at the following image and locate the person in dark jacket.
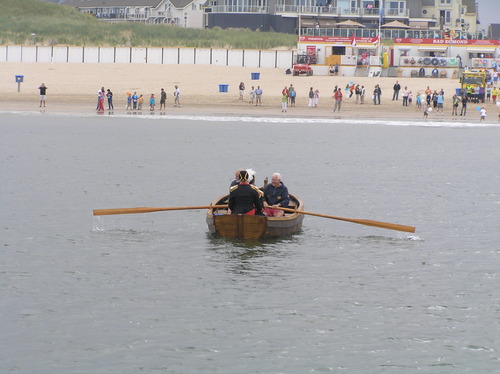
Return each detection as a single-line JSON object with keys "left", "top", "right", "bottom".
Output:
{"left": 262, "top": 173, "right": 289, "bottom": 217}
{"left": 228, "top": 170, "right": 263, "bottom": 215}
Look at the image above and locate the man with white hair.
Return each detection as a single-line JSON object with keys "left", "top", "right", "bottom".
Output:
{"left": 262, "top": 173, "right": 290, "bottom": 217}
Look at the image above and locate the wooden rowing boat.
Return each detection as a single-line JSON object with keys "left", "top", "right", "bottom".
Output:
{"left": 206, "top": 194, "right": 304, "bottom": 239}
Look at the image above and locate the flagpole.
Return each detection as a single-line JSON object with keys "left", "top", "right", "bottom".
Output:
{"left": 378, "top": 0, "right": 383, "bottom": 59}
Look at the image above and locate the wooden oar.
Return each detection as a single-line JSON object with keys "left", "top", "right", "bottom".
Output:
{"left": 277, "top": 207, "right": 415, "bottom": 233}
{"left": 93, "top": 205, "right": 227, "bottom": 216}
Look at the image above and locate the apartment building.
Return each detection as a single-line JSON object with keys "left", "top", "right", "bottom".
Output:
{"left": 63, "top": 0, "right": 480, "bottom": 39}
{"left": 206, "top": 0, "right": 480, "bottom": 37}
{"left": 64, "top": 0, "right": 206, "bottom": 28}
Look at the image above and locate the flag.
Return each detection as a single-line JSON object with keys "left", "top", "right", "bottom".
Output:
{"left": 373, "top": 34, "right": 380, "bottom": 46}
{"left": 379, "top": 0, "right": 384, "bottom": 23}
{"left": 351, "top": 35, "right": 357, "bottom": 47}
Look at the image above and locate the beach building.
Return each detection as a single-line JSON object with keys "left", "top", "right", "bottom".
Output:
{"left": 63, "top": 0, "right": 207, "bottom": 28}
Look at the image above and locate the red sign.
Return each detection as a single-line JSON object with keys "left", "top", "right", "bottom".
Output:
{"left": 393, "top": 38, "right": 500, "bottom": 46}
{"left": 298, "top": 36, "right": 378, "bottom": 44}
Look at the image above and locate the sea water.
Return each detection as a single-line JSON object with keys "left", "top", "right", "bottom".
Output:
{"left": 1, "top": 112, "right": 499, "bottom": 373}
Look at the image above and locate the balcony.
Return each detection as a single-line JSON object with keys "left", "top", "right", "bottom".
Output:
{"left": 274, "top": 6, "right": 409, "bottom": 18}
{"left": 210, "top": 5, "right": 269, "bottom": 13}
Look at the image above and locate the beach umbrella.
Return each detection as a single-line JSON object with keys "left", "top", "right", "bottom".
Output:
{"left": 381, "top": 20, "right": 411, "bottom": 29}
{"left": 335, "top": 20, "right": 366, "bottom": 28}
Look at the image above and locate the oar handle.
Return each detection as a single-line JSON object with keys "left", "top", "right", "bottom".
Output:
{"left": 93, "top": 205, "right": 227, "bottom": 216}
{"left": 277, "top": 207, "right": 415, "bottom": 233}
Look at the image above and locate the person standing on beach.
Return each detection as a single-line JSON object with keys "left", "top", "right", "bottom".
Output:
{"left": 452, "top": 94, "right": 460, "bottom": 116}
{"left": 479, "top": 107, "right": 486, "bottom": 121}
{"left": 308, "top": 87, "right": 314, "bottom": 107}
{"left": 150, "top": 94, "right": 155, "bottom": 111}
{"left": 174, "top": 85, "right": 181, "bottom": 107}
{"left": 255, "top": 86, "right": 262, "bottom": 106}
{"left": 138, "top": 94, "right": 144, "bottom": 110}
{"left": 106, "top": 89, "right": 114, "bottom": 110}
{"left": 333, "top": 88, "right": 343, "bottom": 112}
{"left": 373, "top": 85, "right": 381, "bottom": 105}
{"left": 402, "top": 86, "right": 409, "bottom": 106}
{"left": 436, "top": 92, "right": 444, "bottom": 115}
{"left": 96, "top": 90, "right": 105, "bottom": 112}
{"left": 289, "top": 86, "right": 296, "bottom": 107}
{"left": 239, "top": 82, "right": 245, "bottom": 100}
{"left": 392, "top": 81, "right": 401, "bottom": 100}
{"left": 281, "top": 92, "right": 287, "bottom": 112}
{"left": 460, "top": 94, "right": 468, "bottom": 116}
{"left": 132, "top": 92, "right": 138, "bottom": 109}
{"left": 249, "top": 86, "right": 255, "bottom": 106}
{"left": 360, "top": 85, "right": 365, "bottom": 104}
{"left": 38, "top": 83, "right": 47, "bottom": 107}
{"left": 160, "top": 88, "right": 167, "bottom": 110}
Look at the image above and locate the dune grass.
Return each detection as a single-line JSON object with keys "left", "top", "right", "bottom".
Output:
{"left": 0, "top": 0, "right": 296, "bottom": 49}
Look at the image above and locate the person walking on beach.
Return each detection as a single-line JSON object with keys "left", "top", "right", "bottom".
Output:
{"left": 249, "top": 86, "right": 255, "bottom": 106}
{"left": 160, "top": 88, "right": 167, "bottom": 110}
{"left": 333, "top": 88, "right": 343, "bottom": 112}
{"left": 479, "top": 107, "right": 486, "bottom": 121}
{"left": 173, "top": 85, "right": 181, "bottom": 107}
{"left": 38, "top": 83, "right": 47, "bottom": 107}
{"left": 392, "top": 80, "right": 401, "bottom": 100}
{"left": 255, "top": 86, "right": 262, "bottom": 106}
{"left": 106, "top": 89, "right": 114, "bottom": 110}
{"left": 239, "top": 82, "right": 245, "bottom": 100}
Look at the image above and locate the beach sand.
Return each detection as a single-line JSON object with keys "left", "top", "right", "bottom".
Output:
{"left": 1, "top": 62, "right": 498, "bottom": 121}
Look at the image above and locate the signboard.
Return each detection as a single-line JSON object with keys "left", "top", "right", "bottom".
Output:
{"left": 393, "top": 38, "right": 500, "bottom": 46}
{"left": 299, "top": 36, "right": 379, "bottom": 44}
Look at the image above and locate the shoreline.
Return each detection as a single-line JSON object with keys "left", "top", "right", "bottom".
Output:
{"left": 1, "top": 62, "right": 499, "bottom": 123}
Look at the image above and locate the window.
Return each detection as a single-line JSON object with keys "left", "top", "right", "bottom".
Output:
{"left": 440, "top": 0, "right": 451, "bottom": 4}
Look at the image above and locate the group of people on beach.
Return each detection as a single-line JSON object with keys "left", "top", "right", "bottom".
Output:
{"left": 122, "top": 86, "right": 181, "bottom": 112}
{"left": 228, "top": 169, "right": 289, "bottom": 218}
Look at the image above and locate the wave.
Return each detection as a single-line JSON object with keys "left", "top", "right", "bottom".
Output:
{"left": 2, "top": 109, "right": 498, "bottom": 128}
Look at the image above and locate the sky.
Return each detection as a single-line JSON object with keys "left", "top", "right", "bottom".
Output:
{"left": 476, "top": 0, "right": 500, "bottom": 30}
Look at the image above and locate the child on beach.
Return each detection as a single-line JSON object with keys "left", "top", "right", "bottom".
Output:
{"left": 423, "top": 104, "right": 430, "bottom": 119}
{"left": 138, "top": 94, "right": 144, "bottom": 110}
{"left": 479, "top": 106, "right": 486, "bottom": 121}
{"left": 416, "top": 92, "right": 422, "bottom": 110}
{"left": 126, "top": 92, "right": 132, "bottom": 110}
{"left": 150, "top": 94, "right": 155, "bottom": 111}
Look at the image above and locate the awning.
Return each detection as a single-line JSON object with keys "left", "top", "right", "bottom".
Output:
{"left": 466, "top": 47, "right": 497, "bottom": 53}
{"left": 418, "top": 46, "right": 448, "bottom": 52}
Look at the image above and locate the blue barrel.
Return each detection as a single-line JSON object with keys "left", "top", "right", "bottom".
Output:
{"left": 251, "top": 72, "right": 260, "bottom": 80}
{"left": 219, "top": 84, "right": 228, "bottom": 93}
{"left": 455, "top": 88, "right": 462, "bottom": 96}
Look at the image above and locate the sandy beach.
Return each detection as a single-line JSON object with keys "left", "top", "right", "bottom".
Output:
{"left": 1, "top": 62, "right": 498, "bottom": 121}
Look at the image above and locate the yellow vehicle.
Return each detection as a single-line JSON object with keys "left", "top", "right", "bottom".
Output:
{"left": 460, "top": 69, "right": 487, "bottom": 103}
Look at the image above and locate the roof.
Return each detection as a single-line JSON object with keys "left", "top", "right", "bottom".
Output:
{"left": 65, "top": 0, "right": 163, "bottom": 7}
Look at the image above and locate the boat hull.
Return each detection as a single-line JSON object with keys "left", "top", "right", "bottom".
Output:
{"left": 206, "top": 194, "right": 304, "bottom": 239}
